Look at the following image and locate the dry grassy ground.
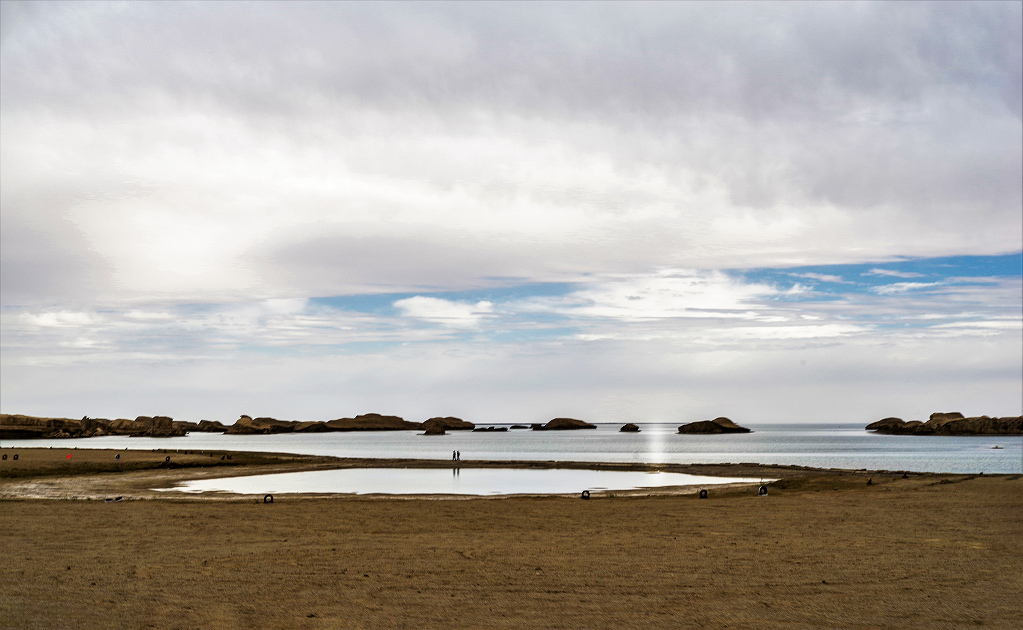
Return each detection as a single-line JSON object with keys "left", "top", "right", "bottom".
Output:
{"left": 1, "top": 450, "right": 1020, "bottom": 629}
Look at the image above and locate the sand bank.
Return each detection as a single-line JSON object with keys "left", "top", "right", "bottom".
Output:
{"left": 2, "top": 448, "right": 1020, "bottom": 629}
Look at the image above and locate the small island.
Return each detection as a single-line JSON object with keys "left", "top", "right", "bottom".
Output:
{"left": 531, "top": 418, "right": 597, "bottom": 431}
{"left": 420, "top": 417, "right": 475, "bottom": 435}
{"left": 678, "top": 417, "right": 752, "bottom": 434}
{"left": 866, "top": 413, "right": 1022, "bottom": 436}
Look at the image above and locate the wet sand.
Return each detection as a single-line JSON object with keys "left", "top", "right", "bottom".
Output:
{"left": 2, "top": 448, "right": 1021, "bottom": 629}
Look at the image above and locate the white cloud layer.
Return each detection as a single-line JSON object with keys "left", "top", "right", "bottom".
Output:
{"left": 1, "top": 2, "right": 1020, "bottom": 422}
{"left": 2, "top": 1, "right": 1020, "bottom": 306}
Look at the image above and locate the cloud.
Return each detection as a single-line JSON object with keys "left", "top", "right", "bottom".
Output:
{"left": 1, "top": 3, "right": 1020, "bottom": 421}
{"left": 21, "top": 311, "right": 99, "bottom": 328}
{"left": 546, "top": 270, "right": 776, "bottom": 321}
{"left": 865, "top": 268, "right": 926, "bottom": 278}
{"left": 394, "top": 296, "right": 493, "bottom": 328}
{"left": 2, "top": 2, "right": 1021, "bottom": 307}
{"left": 872, "top": 282, "right": 943, "bottom": 295}
{"left": 790, "top": 272, "right": 849, "bottom": 283}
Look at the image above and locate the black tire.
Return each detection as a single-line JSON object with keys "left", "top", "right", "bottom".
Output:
{"left": 698, "top": 489, "right": 708, "bottom": 499}
{"left": 581, "top": 490, "right": 590, "bottom": 499}
{"left": 264, "top": 494, "right": 274, "bottom": 504}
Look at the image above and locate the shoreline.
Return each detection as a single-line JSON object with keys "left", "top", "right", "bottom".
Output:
{"left": 0, "top": 446, "right": 999, "bottom": 501}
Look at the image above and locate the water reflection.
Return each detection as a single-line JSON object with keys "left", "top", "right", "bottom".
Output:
{"left": 164, "top": 467, "right": 763, "bottom": 496}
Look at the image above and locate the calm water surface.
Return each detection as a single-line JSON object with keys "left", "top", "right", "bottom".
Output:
{"left": 9, "top": 423, "right": 1021, "bottom": 474}
{"left": 164, "top": 468, "right": 763, "bottom": 496}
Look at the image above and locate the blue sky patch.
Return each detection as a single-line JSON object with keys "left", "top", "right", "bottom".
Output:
{"left": 732, "top": 252, "right": 1022, "bottom": 299}
{"left": 311, "top": 282, "right": 579, "bottom": 315}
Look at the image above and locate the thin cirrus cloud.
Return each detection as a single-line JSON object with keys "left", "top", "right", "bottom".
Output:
{"left": 872, "top": 282, "right": 943, "bottom": 296}
{"left": 0, "top": 2, "right": 1020, "bottom": 421}
{"left": 865, "top": 269, "right": 926, "bottom": 279}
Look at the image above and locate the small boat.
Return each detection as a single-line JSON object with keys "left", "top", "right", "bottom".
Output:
{"left": 991, "top": 445, "right": 1003, "bottom": 449}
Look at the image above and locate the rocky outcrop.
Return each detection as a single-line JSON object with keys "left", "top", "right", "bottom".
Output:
{"left": 678, "top": 417, "right": 752, "bottom": 434}
{"left": 2, "top": 411, "right": 479, "bottom": 438}
{"left": 472, "top": 426, "right": 508, "bottom": 432}
{"left": 224, "top": 416, "right": 298, "bottom": 435}
{"left": 295, "top": 421, "right": 332, "bottom": 433}
{"left": 107, "top": 419, "right": 139, "bottom": 435}
{"left": 865, "top": 417, "right": 906, "bottom": 432}
{"left": 0, "top": 414, "right": 186, "bottom": 438}
{"left": 133, "top": 416, "right": 187, "bottom": 437}
{"left": 422, "top": 424, "right": 447, "bottom": 435}
{"left": 222, "top": 413, "right": 424, "bottom": 434}
{"left": 866, "top": 415, "right": 1022, "bottom": 436}
{"left": 422, "top": 417, "right": 475, "bottom": 432}
{"left": 1, "top": 415, "right": 82, "bottom": 439}
{"left": 532, "top": 418, "right": 597, "bottom": 431}
{"left": 620, "top": 423, "right": 640, "bottom": 432}
{"left": 195, "top": 420, "right": 228, "bottom": 432}
{"left": 326, "top": 413, "right": 422, "bottom": 431}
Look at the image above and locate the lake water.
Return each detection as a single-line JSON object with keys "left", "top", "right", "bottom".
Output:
{"left": 8, "top": 423, "right": 1022, "bottom": 474}
{"left": 163, "top": 468, "right": 763, "bottom": 496}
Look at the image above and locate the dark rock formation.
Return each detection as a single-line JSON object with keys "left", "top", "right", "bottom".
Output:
{"left": 532, "top": 418, "right": 597, "bottom": 431}
{"left": 678, "top": 417, "right": 752, "bottom": 434}
{"left": 422, "top": 417, "right": 475, "bottom": 431}
{"left": 472, "top": 426, "right": 508, "bottom": 432}
{"left": 107, "top": 419, "right": 139, "bottom": 435}
{"left": 1, "top": 415, "right": 75, "bottom": 439}
{"left": 326, "top": 413, "right": 422, "bottom": 432}
{"left": 195, "top": 420, "right": 228, "bottom": 432}
{"left": 224, "top": 416, "right": 298, "bottom": 435}
{"left": 222, "top": 413, "right": 423, "bottom": 434}
{"left": 0, "top": 414, "right": 188, "bottom": 438}
{"left": 294, "top": 421, "right": 332, "bottom": 433}
{"left": 133, "top": 416, "right": 186, "bottom": 437}
{"left": 620, "top": 423, "right": 640, "bottom": 432}
{"left": 866, "top": 415, "right": 1022, "bottom": 436}
{"left": 864, "top": 417, "right": 905, "bottom": 432}
{"left": 510, "top": 424, "right": 530, "bottom": 429}
{"left": 422, "top": 425, "right": 447, "bottom": 436}
{"left": 79, "top": 417, "right": 111, "bottom": 436}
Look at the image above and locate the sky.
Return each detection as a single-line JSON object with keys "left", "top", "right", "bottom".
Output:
{"left": 1, "top": 1, "right": 1020, "bottom": 424}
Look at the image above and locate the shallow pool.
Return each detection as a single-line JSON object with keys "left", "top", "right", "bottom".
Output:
{"left": 162, "top": 467, "right": 767, "bottom": 496}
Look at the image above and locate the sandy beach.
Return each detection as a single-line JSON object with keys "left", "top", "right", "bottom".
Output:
{"left": 2, "top": 448, "right": 1021, "bottom": 629}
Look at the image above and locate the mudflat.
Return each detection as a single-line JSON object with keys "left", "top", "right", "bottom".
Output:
{"left": 1, "top": 449, "right": 1021, "bottom": 629}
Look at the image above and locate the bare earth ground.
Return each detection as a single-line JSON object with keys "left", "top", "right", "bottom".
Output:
{"left": 1, "top": 448, "right": 1021, "bottom": 629}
